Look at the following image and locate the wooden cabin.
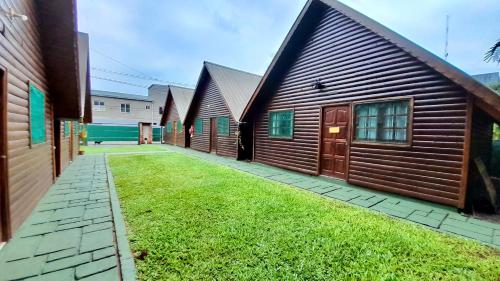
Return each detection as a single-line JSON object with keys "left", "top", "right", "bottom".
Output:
{"left": 184, "top": 62, "right": 261, "bottom": 158}
{"left": 0, "top": 0, "right": 91, "bottom": 241}
{"left": 240, "top": 0, "right": 500, "bottom": 210}
{"left": 160, "top": 85, "right": 195, "bottom": 147}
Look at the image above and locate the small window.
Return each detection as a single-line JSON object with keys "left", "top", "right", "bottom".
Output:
{"left": 268, "top": 110, "right": 294, "bottom": 139}
{"left": 217, "top": 116, "right": 229, "bottom": 136}
{"left": 354, "top": 99, "right": 410, "bottom": 144}
{"left": 121, "top": 103, "right": 130, "bottom": 113}
{"left": 194, "top": 118, "right": 203, "bottom": 135}
{"left": 64, "top": 121, "right": 70, "bottom": 137}
{"left": 29, "top": 84, "right": 46, "bottom": 144}
{"left": 146, "top": 105, "right": 150, "bottom": 109}
{"left": 159, "top": 107, "right": 163, "bottom": 114}
{"left": 93, "top": 100, "right": 105, "bottom": 111}
{"left": 166, "top": 121, "right": 173, "bottom": 133}
{"left": 177, "top": 120, "right": 182, "bottom": 133}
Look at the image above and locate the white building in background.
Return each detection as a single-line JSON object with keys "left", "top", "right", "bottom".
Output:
{"left": 91, "top": 84, "right": 168, "bottom": 126}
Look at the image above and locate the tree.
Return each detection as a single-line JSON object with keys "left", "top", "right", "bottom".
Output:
{"left": 484, "top": 40, "right": 500, "bottom": 63}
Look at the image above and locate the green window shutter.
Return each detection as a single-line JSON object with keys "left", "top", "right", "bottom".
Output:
{"left": 177, "top": 120, "right": 182, "bottom": 133}
{"left": 166, "top": 121, "right": 173, "bottom": 133}
{"left": 217, "top": 116, "right": 229, "bottom": 136}
{"left": 268, "top": 110, "right": 293, "bottom": 138}
{"left": 29, "top": 84, "right": 46, "bottom": 144}
{"left": 64, "top": 121, "right": 70, "bottom": 137}
{"left": 194, "top": 118, "right": 203, "bottom": 135}
{"left": 354, "top": 100, "right": 410, "bottom": 143}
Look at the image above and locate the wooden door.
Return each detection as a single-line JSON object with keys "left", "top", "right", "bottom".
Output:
{"left": 210, "top": 118, "right": 217, "bottom": 153}
{"left": 0, "top": 68, "right": 9, "bottom": 241}
{"left": 320, "top": 105, "right": 350, "bottom": 179}
{"left": 173, "top": 121, "right": 177, "bottom": 145}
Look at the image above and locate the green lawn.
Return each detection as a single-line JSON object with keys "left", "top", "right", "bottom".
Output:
{"left": 81, "top": 144, "right": 168, "bottom": 154}
{"left": 109, "top": 153, "right": 500, "bottom": 281}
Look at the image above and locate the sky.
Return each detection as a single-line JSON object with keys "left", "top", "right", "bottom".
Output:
{"left": 77, "top": 0, "right": 499, "bottom": 96}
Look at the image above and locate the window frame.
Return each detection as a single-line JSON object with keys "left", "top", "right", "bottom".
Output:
{"left": 120, "top": 103, "right": 130, "bottom": 113}
{"left": 351, "top": 97, "right": 413, "bottom": 147}
{"left": 194, "top": 118, "right": 203, "bottom": 135}
{"left": 177, "top": 120, "right": 183, "bottom": 133}
{"left": 268, "top": 109, "right": 294, "bottom": 140}
{"left": 93, "top": 100, "right": 105, "bottom": 111}
{"left": 217, "top": 116, "right": 230, "bottom": 136}
{"left": 166, "top": 121, "right": 173, "bottom": 133}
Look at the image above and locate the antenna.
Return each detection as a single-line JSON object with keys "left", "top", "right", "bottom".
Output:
{"left": 444, "top": 15, "right": 449, "bottom": 61}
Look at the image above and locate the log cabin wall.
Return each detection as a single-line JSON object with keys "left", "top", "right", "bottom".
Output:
{"left": 72, "top": 122, "right": 79, "bottom": 160}
{"left": 163, "top": 96, "right": 185, "bottom": 147}
{"left": 189, "top": 74, "right": 238, "bottom": 158}
{"left": 252, "top": 5, "right": 470, "bottom": 207}
{"left": 1, "top": 0, "right": 56, "bottom": 232}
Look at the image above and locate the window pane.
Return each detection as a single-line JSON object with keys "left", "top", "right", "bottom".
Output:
{"left": 217, "top": 116, "right": 229, "bottom": 136}
{"left": 268, "top": 110, "right": 293, "bottom": 138}
{"left": 195, "top": 118, "right": 203, "bottom": 135}
{"left": 177, "top": 120, "right": 182, "bottom": 133}
{"left": 354, "top": 100, "right": 410, "bottom": 143}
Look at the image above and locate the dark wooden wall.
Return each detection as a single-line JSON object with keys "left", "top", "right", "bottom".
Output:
{"left": 71, "top": 122, "right": 79, "bottom": 160}
{"left": 163, "top": 97, "right": 185, "bottom": 147}
{"left": 189, "top": 74, "right": 237, "bottom": 158}
{"left": 252, "top": 6, "right": 470, "bottom": 207}
{"left": 59, "top": 122, "right": 71, "bottom": 172}
{"left": 1, "top": 0, "right": 56, "bottom": 233}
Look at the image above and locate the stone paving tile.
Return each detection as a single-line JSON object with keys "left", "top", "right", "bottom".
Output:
{"left": 163, "top": 144, "right": 500, "bottom": 248}
{"left": 0, "top": 155, "right": 123, "bottom": 281}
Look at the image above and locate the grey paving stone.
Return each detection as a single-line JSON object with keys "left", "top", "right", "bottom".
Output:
{"left": 83, "top": 221, "right": 113, "bottom": 233}
{"left": 79, "top": 267, "right": 119, "bottom": 281}
{"left": 37, "top": 202, "right": 68, "bottom": 211}
{"left": 36, "top": 228, "right": 82, "bottom": 255}
{"left": 441, "top": 218, "right": 494, "bottom": 236}
{"left": 89, "top": 192, "right": 109, "bottom": 200}
{"left": 65, "top": 192, "right": 90, "bottom": 201}
{"left": 93, "top": 216, "right": 112, "bottom": 224}
{"left": 57, "top": 220, "right": 93, "bottom": 231}
{"left": 3, "top": 235, "right": 42, "bottom": 261}
{"left": 440, "top": 223, "right": 493, "bottom": 243}
{"left": 19, "top": 222, "right": 58, "bottom": 237}
{"left": 47, "top": 248, "right": 78, "bottom": 262}
{"left": 370, "top": 203, "right": 413, "bottom": 219}
{"left": 76, "top": 256, "right": 117, "bottom": 279}
{"left": 25, "top": 268, "right": 75, "bottom": 281}
{"left": 51, "top": 206, "right": 86, "bottom": 221}
{"left": 308, "top": 185, "right": 339, "bottom": 194}
{"left": 323, "top": 189, "right": 361, "bottom": 202}
{"left": 83, "top": 207, "right": 111, "bottom": 221}
{"left": 80, "top": 228, "right": 114, "bottom": 253}
{"left": 1, "top": 256, "right": 46, "bottom": 280}
{"left": 93, "top": 247, "right": 116, "bottom": 260}
{"left": 407, "top": 213, "right": 442, "bottom": 228}
{"left": 29, "top": 211, "right": 55, "bottom": 224}
{"left": 43, "top": 253, "right": 92, "bottom": 274}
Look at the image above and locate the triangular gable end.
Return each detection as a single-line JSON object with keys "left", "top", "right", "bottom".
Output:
{"left": 241, "top": 0, "right": 500, "bottom": 122}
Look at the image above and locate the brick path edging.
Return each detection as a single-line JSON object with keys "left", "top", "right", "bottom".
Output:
{"left": 105, "top": 154, "right": 137, "bottom": 281}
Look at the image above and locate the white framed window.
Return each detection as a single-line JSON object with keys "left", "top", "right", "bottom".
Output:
{"left": 121, "top": 103, "right": 131, "bottom": 113}
{"left": 93, "top": 100, "right": 105, "bottom": 111}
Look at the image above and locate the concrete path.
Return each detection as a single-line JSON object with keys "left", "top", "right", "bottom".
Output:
{"left": 164, "top": 145, "right": 500, "bottom": 248}
{"left": 0, "top": 155, "right": 134, "bottom": 281}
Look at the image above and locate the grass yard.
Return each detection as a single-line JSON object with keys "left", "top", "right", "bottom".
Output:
{"left": 109, "top": 153, "right": 500, "bottom": 281}
{"left": 81, "top": 144, "right": 168, "bottom": 154}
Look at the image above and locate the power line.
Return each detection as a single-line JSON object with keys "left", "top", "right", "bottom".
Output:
{"left": 91, "top": 76, "right": 149, "bottom": 88}
{"left": 91, "top": 67, "right": 194, "bottom": 87}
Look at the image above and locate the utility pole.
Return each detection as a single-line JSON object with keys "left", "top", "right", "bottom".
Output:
{"left": 444, "top": 15, "right": 450, "bottom": 61}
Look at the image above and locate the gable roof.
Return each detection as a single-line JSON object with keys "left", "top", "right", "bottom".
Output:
{"left": 160, "top": 86, "right": 195, "bottom": 125}
{"left": 187, "top": 62, "right": 262, "bottom": 122}
{"left": 92, "top": 90, "right": 153, "bottom": 102}
{"left": 241, "top": 0, "right": 500, "bottom": 122}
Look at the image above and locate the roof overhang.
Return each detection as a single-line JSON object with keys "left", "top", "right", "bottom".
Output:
{"left": 160, "top": 89, "right": 173, "bottom": 126}
{"left": 78, "top": 32, "right": 92, "bottom": 123}
{"left": 36, "top": 0, "right": 81, "bottom": 120}
{"left": 241, "top": 0, "right": 500, "bottom": 123}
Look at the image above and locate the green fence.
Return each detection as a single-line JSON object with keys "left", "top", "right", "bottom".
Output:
{"left": 86, "top": 124, "right": 163, "bottom": 142}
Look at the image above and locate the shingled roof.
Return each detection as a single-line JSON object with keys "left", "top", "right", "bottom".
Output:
{"left": 186, "top": 62, "right": 262, "bottom": 122}
{"left": 160, "top": 86, "right": 195, "bottom": 125}
{"left": 241, "top": 0, "right": 500, "bottom": 122}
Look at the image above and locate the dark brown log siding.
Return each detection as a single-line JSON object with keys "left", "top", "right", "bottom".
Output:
{"left": 189, "top": 75, "right": 237, "bottom": 158}
{"left": 1, "top": 0, "right": 56, "bottom": 233}
{"left": 253, "top": 7, "right": 469, "bottom": 207}
{"left": 59, "top": 122, "right": 71, "bottom": 172}
{"left": 163, "top": 97, "right": 185, "bottom": 147}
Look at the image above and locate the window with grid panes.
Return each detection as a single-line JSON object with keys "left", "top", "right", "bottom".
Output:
{"left": 268, "top": 110, "right": 293, "bottom": 138}
{"left": 177, "top": 120, "right": 182, "bottom": 133}
{"left": 166, "top": 121, "right": 173, "bottom": 133}
{"left": 354, "top": 100, "right": 410, "bottom": 143}
{"left": 194, "top": 118, "right": 203, "bottom": 135}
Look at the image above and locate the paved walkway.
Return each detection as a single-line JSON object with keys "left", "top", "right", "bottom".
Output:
{"left": 164, "top": 145, "right": 500, "bottom": 248}
{"left": 0, "top": 155, "right": 134, "bottom": 281}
